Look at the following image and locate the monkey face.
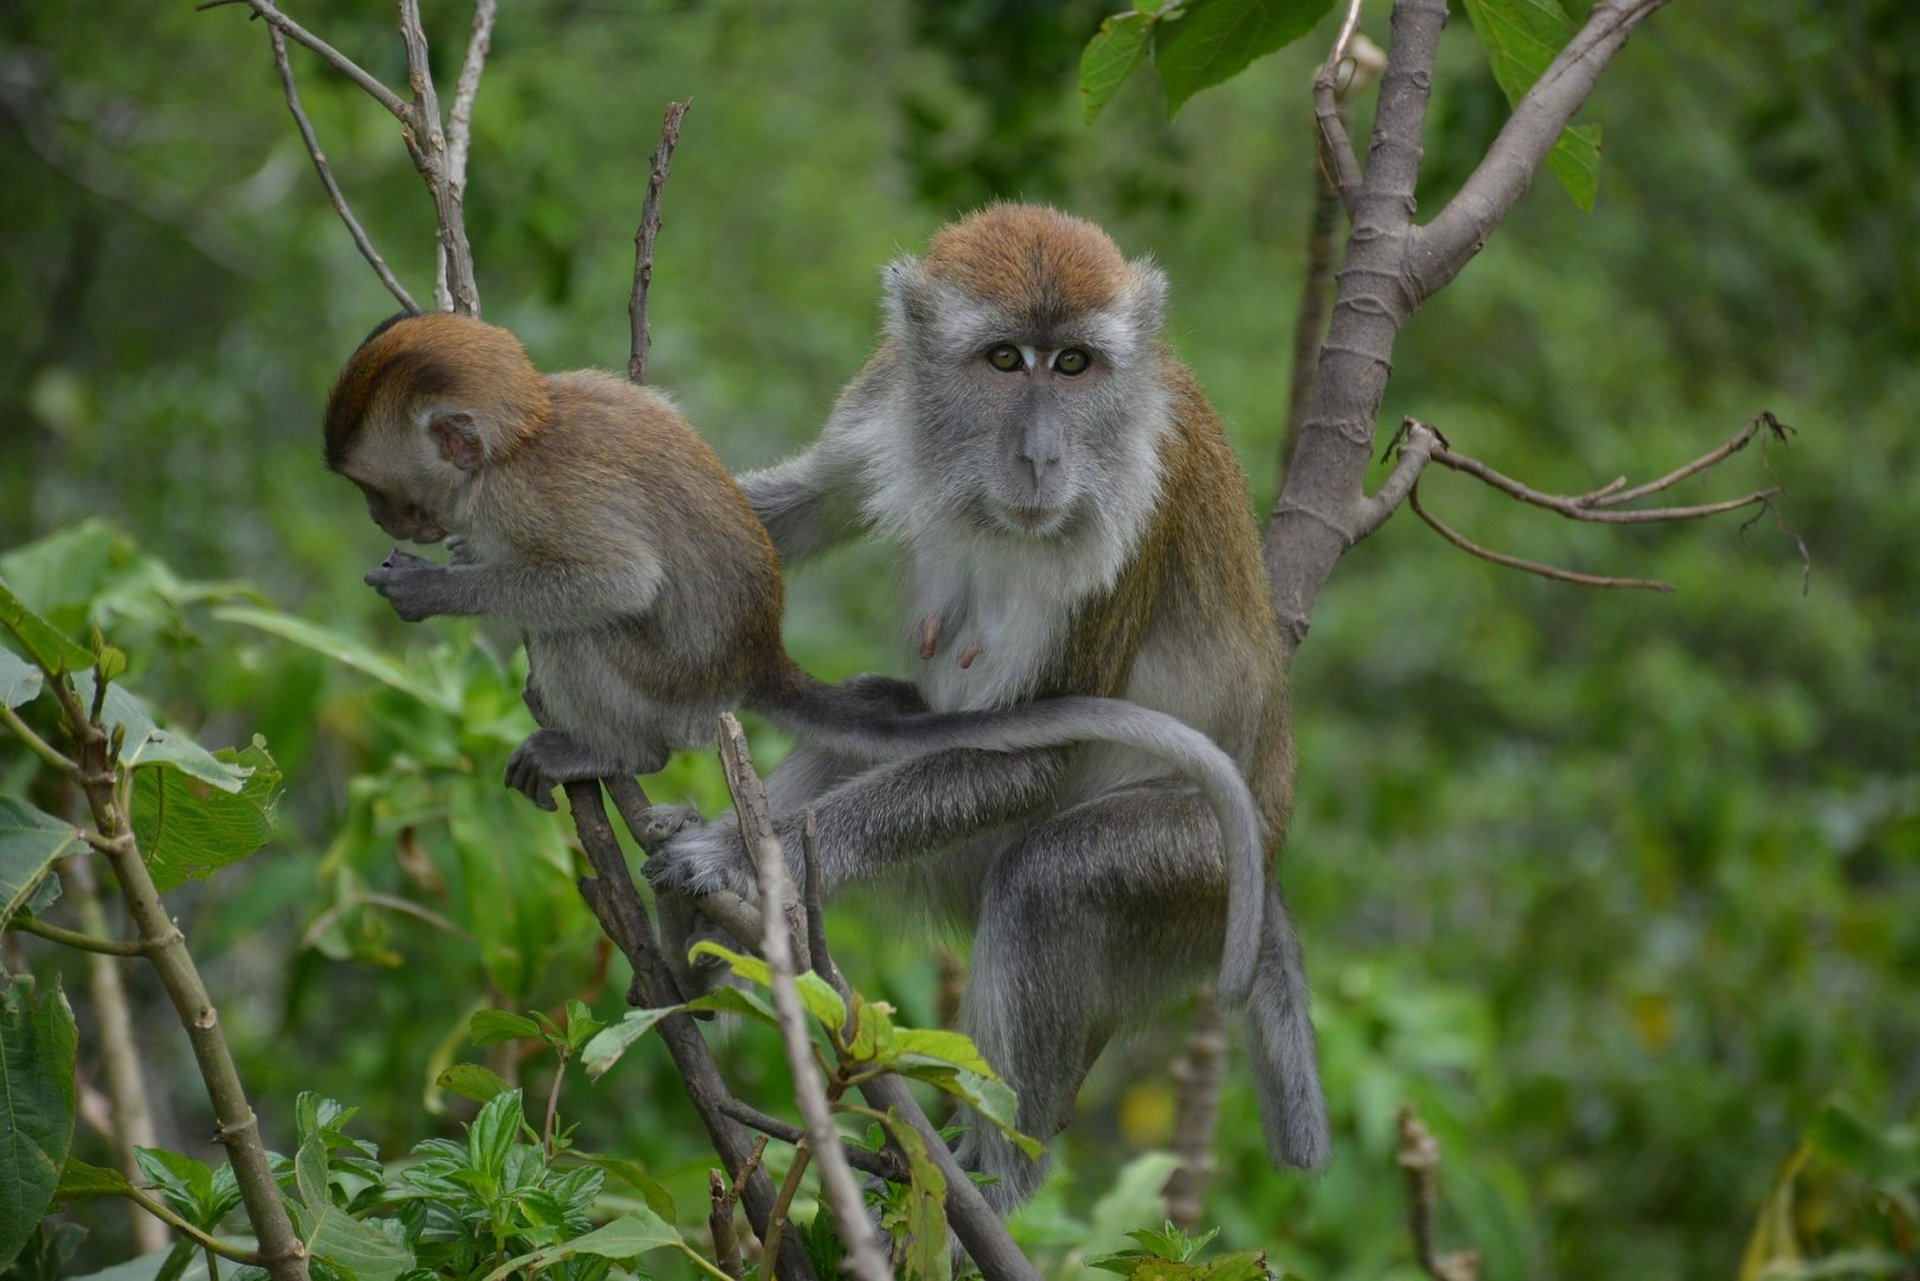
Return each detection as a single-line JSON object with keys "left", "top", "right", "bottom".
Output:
{"left": 352, "top": 479, "right": 448, "bottom": 545}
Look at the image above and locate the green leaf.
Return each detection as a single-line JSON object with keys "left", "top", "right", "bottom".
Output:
{"left": 0, "top": 578, "right": 94, "bottom": 676}
{"left": 71, "top": 674, "right": 250, "bottom": 793}
{"left": 293, "top": 1130, "right": 331, "bottom": 1211}
{"left": 476, "top": 1210, "right": 686, "bottom": 1281}
{"left": 0, "top": 976, "right": 78, "bottom": 1269}
{"left": 1805, "top": 1101, "right": 1920, "bottom": 1185}
{"left": 0, "top": 799, "right": 78, "bottom": 931}
{"left": 563, "top": 998, "right": 605, "bottom": 1053}
{"left": 894, "top": 1063, "right": 1041, "bottom": 1158}
{"left": 54, "top": 1156, "right": 134, "bottom": 1199}
{"left": 0, "top": 648, "right": 42, "bottom": 709}
{"left": 581, "top": 1007, "right": 680, "bottom": 1081}
{"left": 133, "top": 738, "right": 281, "bottom": 894}
{"left": 1154, "top": 0, "right": 1338, "bottom": 116}
{"left": 447, "top": 781, "right": 576, "bottom": 1001}
{"left": 1081, "top": 10, "right": 1157, "bottom": 123}
{"left": 134, "top": 1147, "right": 217, "bottom": 1225}
{"left": 213, "top": 605, "right": 458, "bottom": 713}
{"left": 437, "top": 1062, "right": 513, "bottom": 1104}
{"left": 889, "top": 1028, "right": 994, "bottom": 1076}
{"left": 687, "top": 939, "right": 848, "bottom": 1030}
{"left": 1460, "top": 0, "right": 1603, "bottom": 210}
{"left": 302, "top": 1205, "right": 416, "bottom": 1281}
{"left": 881, "top": 1110, "right": 950, "bottom": 1281}
{"left": 467, "top": 1089, "right": 524, "bottom": 1179}
{"left": 469, "top": 1009, "right": 543, "bottom": 1046}
{"left": 570, "top": 1152, "right": 678, "bottom": 1225}
{"left": 683, "top": 985, "right": 779, "bottom": 1026}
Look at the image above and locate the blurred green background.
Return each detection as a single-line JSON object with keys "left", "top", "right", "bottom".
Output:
{"left": 3, "top": 1, "right": 1916, "bottom": 1277}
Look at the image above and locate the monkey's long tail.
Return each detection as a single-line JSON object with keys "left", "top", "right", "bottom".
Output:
{"left": 756, "top": 666, "right": 1269, "bottom": 1005}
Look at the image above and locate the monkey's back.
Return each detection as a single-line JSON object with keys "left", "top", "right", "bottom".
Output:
{"left": 492, "top": 372, "right": 787, "bottom": 712}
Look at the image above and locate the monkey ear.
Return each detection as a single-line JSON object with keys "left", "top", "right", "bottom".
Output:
{"left": 431, "top": 411, "right": 487, "bottom": 472}
{"left": 881, "top": 255, "right": 936, "bottom": 336}
{"left": 1124, "top": 259, "right": 1171, "bottom": 339}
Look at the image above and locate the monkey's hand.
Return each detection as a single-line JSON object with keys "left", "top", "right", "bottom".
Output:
{"left": 645, "top": 815, "right": 767, "bottom": 900}
{"left": 364, "top": 549, "right": 450, "bottom": 622}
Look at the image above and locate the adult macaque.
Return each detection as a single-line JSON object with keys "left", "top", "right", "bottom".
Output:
{"left": 320, "top": 309, "right": 1271, "bottom": 1002}
{"left": 647, "top": 204, "right": 1329, "bottom": 1210}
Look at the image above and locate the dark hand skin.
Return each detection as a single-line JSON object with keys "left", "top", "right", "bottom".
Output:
{"left": 364, "top": 548, "right": 451, "bottom": 622}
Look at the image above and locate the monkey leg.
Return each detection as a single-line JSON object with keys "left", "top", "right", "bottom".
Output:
{"left": 503, "top": 729, "right": 668, "bottom": 811}
{"left": 954, "top": 780, "right": 1236, "bottom": 1214}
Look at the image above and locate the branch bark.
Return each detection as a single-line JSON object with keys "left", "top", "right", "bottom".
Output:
{"left": 630, "top": 100, "right": 691, "bottom": 385}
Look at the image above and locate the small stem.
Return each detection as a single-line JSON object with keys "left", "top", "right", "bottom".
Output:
{"left": 709, "top": 1169, "right": 744, "bottom": 1280}
{"left": 761, "top": 1142, "right": 814, "bottom": 1277}
{"left": 206, "top": 1246, "right": 222, "bottom": 1281}
{"left": 1, "top": 703, "right": 77, "bottom": 772}
{"left": 116, "top": 1183, "right": 267, "bottom": 1265}
{"left": 542, "top": 1051, "right": 567, "bottom": 1160}
{"left": 8, "top": 912, "right": 148, "bottom": 957}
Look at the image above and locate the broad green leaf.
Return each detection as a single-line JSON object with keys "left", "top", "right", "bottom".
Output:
{"left": 1080, "top": 10, "right": 1157, "bottom": 123}
{"left": 467, "top": 1089, "right": 523, "bottom": 1179}
{"left": 687, "top": 940, "right": 848, "bottom": 1030}
{"left": 563, "top": 997, "right": 606, "bottom": 1053}
{"left": 469, "top": 1009, "right": 543, "bottom": 1046}
{"left": 0, "top": 976, "right": 78, "bottom": 1269}
{"left": 134, "top": 1147, "right": 217, "bottom": 1225}
{"left": 133, "top": 738, "right": 281, "bottom": 893}
{"left": 214, "top": 605, "right": 457, "bottom": 713}
{"left": 881, "top": 1110, "right": 950, "bottom": 1281}
{"left": 683, "top": 985, "right": 779, "bottom": 1026}
{"left": 0, "top": 799, "right": 78, "bottom": 930}
{"left": 54, "top": 1156, "right": 134, "bottom": 1198}
{"left": 437, "top": 1062, "right": 513, "bottom": 1104}
{"left": 72, "top": 674, "right": 251, "bottom": 793}
{"left": 0, "top": 521, "right": 252, "bottom": 647}
{"left": 581, "top": 1007, "right": 680, "bottom": 1081}
{"left": 476, "top": 1210, "right": 684, "bottom": 1281}
{"left": 303, "top": 1205, "right": 415, "bottom": 1281}
{"left": 570, "top": 1152, "right": 678, "bottom": 1224}
{"left": 0, "top": 647, "right": 42, "bottom": 709}
{"left": 22, "top": 872, "right": 61, "bottom": 918}
{"left": 1154, "top": 0, "right": 1338, "bottom": 116}
{"left": 294, "top": 1131, "right": 331, "bottom": 1211}
{"left": 888, "top": 1028, "right": 994, "bottom": 1076}
{"left": 896, "top": 1063, "right": 1041, "bottom": 1158}
{"left": 1461, "top": 0, "right": 1602, "bottom": 209}
{"left": 1, "top": 1219, "right": 87, "bottom": 1281}
{"left": 0, "top": 578, "right": 94, "bottom": 675}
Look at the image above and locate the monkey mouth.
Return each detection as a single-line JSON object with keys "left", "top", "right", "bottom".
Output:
{"left": 989, "top": 500, "right": 1071, "bottom": 536}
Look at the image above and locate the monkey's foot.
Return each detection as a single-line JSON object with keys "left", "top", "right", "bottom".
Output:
{"left": 503, "top": 729, "right": 628, "bottom": 811}
{"left": 644, "top": 818, "right": 758, "bottom": 899}
{"left": 633, "top": 802, "right": 700, "bottom": 846}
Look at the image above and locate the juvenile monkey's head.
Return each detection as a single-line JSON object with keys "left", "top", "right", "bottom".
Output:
{"left": 882, "top": 203, "right": 1172, "bottom": 538}
{"left": 323, "top": 312, "right": 551, "bottom": 543}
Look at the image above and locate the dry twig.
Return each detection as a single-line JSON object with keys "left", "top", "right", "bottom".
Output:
{"left": 1396, "top": 1106, "right": 1481, "bottom": 1281}
{"left": 630, "top": 100, "right": 691, "bottom": 385}
{"left": 717, "top": 715, "right": 890, "bottom": 1281}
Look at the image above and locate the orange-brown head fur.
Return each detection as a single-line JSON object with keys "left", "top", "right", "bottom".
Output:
{"left": 921, "top": 203, "right": 1132, "bottom": 331}
{"left": 324, "top": 312, "right": 551, "bottom": 473}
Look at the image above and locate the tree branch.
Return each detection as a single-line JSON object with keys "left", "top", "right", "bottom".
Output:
{"left": 630, "top": 100, "right": 691, "bottom": 386}
{"left": 1416, "top": 0, "right": 1671, "bottom": 302}
{"left": 267, "top": 26, "right": 417, "bottom": 313}
{"left": 1408, "top": 482, "right": 1674, "bottom": 592}
{"left": 396, "top": 0, "right": 480, "bottom": 315}
{"left": 565, "top": 777, "right": 819, "bottom": 1281}
{"left": 1396, "top": 1105, "right": 1481, "bottom": 1281}
{"left": 717, "top": 716, "right": 888, "bottom": 1280}
{"left": 1162, "top": 988, "right": 1227, "bottom": 1232}
{"left": 8, "top": 912, "right": 149, "bottom": 957}
{"left": 716, "top": 1097, "right": 909, "bottom": 1182}
{"left": 201, "top": 0, "right": 409, "bottom": 121}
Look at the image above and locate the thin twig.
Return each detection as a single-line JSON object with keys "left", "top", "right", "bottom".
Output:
{"left": 629, "top": 99, "right": 691, "bottom": 385}
{"left": 1396, "top": 1106, "right": 1481, "bottom": 1281}
{"left": 267, "top": 26, "right": 417, "bottom": 313}
{"left": 718, "top": 715, "right": 890, "bottom": 1281}
{"left": 203, "top": 0, "right": 409, "bottom": 120}
{"left": 395, "top": 0, "right": 480, "bottom": 315}
{"left": 710, "top": 1169, "right": 745, "bottom": 1280}
{"left": 8, "top": 913, "right": 149, "bottom": 957}
{"left": 112, "top": 1181, "right": 269, "bottom": 1266}
{"left": 1431, "top": 448, "right": 1778, "bottom": 523}
{"left": 541, "top": 1053, "right": 566, "bottom": 1159}
{"left": 1, "top": 703, "right": 78, "bottom": 772}
{"left": 716, "top": 1097, "right": 909, "bottom": 1182}
{"left": 1409, "top": 482, "right": 1675, "bottom": 593}
{"left": 761, "top": 1143, "right": 815, "bottom": 1276}
{"left": 446, "top": 1, "right": 496, "bottom": 200}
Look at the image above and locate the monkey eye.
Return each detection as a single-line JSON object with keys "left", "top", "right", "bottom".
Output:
{"left": 1053, "top": 348, "right": 1091, "bottom": 376}
{"left": 984, "top": 343, "right": 1025, "bottom": 373}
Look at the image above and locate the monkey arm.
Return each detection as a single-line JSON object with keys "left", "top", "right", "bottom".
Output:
{"left": 644, "top": 745, "right": 1071, "bottom": 900}
{"left": 738, "top": 445, "right": 868, "bottom": 565}
{"left": 365, "top": 550, "right": 664, "bottom": 626}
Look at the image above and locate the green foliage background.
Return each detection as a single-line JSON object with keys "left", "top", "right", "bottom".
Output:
{"left": 2, "top": 1, "right": 1915, "bottom": 1277}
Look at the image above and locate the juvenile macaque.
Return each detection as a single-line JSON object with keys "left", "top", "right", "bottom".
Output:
{"left": 647, "top": 204, "right": 1329, "bottom": 1208}
{"left": 322, "top": 310, "right": 1272, "bottom": 1002}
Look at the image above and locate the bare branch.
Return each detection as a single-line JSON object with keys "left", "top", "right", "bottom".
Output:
{"left": 1397, "top": 1106, "right": 1482, "bottom": 1281}
{"left": 630, "top": 100, "right": 692, "bottom": 385}
{"left": 1359, "top": 0, "right": 1448, "bottom": 235}
{"left": 563, "top": 777, "right": 819, "bottom": 1281}
{"left": 267, "top": 27, "right": 418, "bottom": 312}
{"left": 1416, "top": 0, "right": 1671, "bottom": 302}
{"left": 1312, "top": 67, "right": 1362, "bottom": 217}
{"left": 1435, "top": 445, "right": 1778, "bottom": 523}
{"left": 203, "top": 0, "right": 409, "bottom": 121}
{"left": 716, "top": 1097, "right": 910, "bottom": 1182}
{"left": 1588, "top": 410, "right": 1792, "bottom": 506}
{"left": 395, "top": 0, "right": 480, "bottom": 315}
{"left": 447, "top": 1, "right": 496, "bottom": 198}
{"left": 1409, "top": 481, "right": 1675, "bottom": 593}
{"left": 709, "top": 1169, "right": 744, "bottom": 1280}
{"left": 1353, "top": 416, "right": 1443, "bottom": 539}
{"left": 717, "top": 715, "right": 890, "bottom": 1281}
